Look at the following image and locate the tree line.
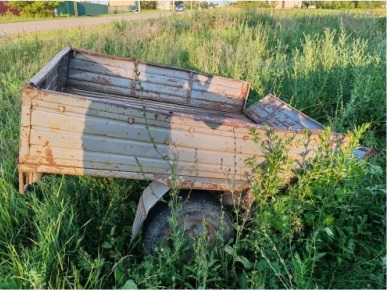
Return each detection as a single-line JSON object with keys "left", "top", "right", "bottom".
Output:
{"left": 4, "top": 1, "right": 385, "bottom": 18}
{"left": 302, "top": 1, "right": 385, "bottom": 9}
{"left": 3, "top": 1, "right": 160, "bottom": 18}
{"left": 230, "top": 1, "right": 385, "bottom": 9}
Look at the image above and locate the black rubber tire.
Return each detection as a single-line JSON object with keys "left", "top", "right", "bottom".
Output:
{"left": 142, "top": 192, "right": 234, "bottom": 254}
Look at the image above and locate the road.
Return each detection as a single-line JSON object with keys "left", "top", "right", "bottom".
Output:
{"left": 0, "top": 12, "right": 172, "bottom": 36}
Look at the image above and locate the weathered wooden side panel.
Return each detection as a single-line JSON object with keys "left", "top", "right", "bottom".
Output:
{"left": 29, "top": 46, "right": 71, "bottom": 91}
{"left": 19, "top": 87, "right": 254, "bottom": 191}
{"left": 19, "top": 87, "right": 336, "bottom": 193}
{"left": 244, "top": 94, "right": 326, "bottom": 130}
{"left": 67, "top": 49, "right": 250, "bottom": 113}
{"left": 61, "top": 87, "right": 254, "bottom": 123}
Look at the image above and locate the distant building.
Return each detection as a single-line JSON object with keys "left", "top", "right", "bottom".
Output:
{"left": 157, "top": 1, "right": 172, "bottom": 10}
{"left": 268, "top": 1, "right": 303, "bottom": 9}
{"left": 109, "top": 1, "right": 135, "bottom": 6}
{"left": 108, "top": 1, "right": 136, "bottom": 13}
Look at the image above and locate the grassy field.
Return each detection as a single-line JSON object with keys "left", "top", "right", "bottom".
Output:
{"left": 0, "top": 8, "right": 385, "bottom": 289}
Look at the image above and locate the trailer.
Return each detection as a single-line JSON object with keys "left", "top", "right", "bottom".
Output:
{"left": 18, "top": 47, "right": 372, "bottom": 252}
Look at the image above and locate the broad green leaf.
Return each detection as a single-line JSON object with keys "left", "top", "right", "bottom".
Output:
{"left": 121, "top": 279, "right": 137, "bottom": 290}
{"left": 235, "top": 256, "right": 253, "bottom": 270}
{"left": 101, "top": 241, "right": 113, "bottom": 249}
{"left": 224, "top": 245, "right": 236, "bottom": 256}
{"left": 313, "top": 252, "right": 327, "bottom": 261}
{"left": 324, "top": 227, "right": 334, "bottom": 237}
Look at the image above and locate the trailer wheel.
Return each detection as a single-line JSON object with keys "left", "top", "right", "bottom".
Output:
{"left": 142, "top": 192, "right": 233, "bottom": 254}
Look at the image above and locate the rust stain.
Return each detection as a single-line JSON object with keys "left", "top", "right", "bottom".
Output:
{"left": 44, "top": 142, "right": 55, "bottom": 165}
{"left": 363, "top": 147, "right": 378, "bottom": 158}
{"left": 154, "top": 113, "right": 159, "bottom": 120}
{"left": 166, "top": 78, "right": 176, "bottom": 83}
{"left": 58, "top": 105, "right": 65, "bottom": 113}
{"left": 96, "top": 76, "right": 110, "bottom": 85}
{"left": 177, "top": 180, "right": 227, "bottom": 191}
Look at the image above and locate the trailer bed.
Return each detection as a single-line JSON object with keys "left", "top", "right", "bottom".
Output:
{"left": 19, "top": 47, "right": 366, "bottom": 194}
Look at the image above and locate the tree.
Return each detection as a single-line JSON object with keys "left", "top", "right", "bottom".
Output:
{"left": 314, "top": 1, "right": 385, "bottom": 9}
{"left": 5, "top": 1, "right": 61, "bottom": 17}
{"left": 302, "top": 1, "right": 317, "bottom": 8}
{"left": 231, "top": 1, "right": 273, "bottom": 9}
{"left": 140, "top": 1, "right": 157, "bottom": 10}
{"left": 355, "top": 1, "right": 385, "bottom": 8}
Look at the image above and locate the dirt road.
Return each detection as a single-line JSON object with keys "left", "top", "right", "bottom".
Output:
{"left": 0, "top": 12, "right": 172, "bottom": 36}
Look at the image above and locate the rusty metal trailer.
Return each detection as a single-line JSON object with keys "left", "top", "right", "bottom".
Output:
{"left": 18, "top": 47, "right": 371, "bottom": 251}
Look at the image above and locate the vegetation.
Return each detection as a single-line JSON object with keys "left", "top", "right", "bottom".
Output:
{"left": 303, "top": 1, "right": 385, "bottom": 9}
{"left": 0, "top": 8, "right": 385, "bottom": 289}
{"left": 230, "top": 1, "right": 276, "bottom": 9}
{"left": 140, "top": 1, "right": 158, "bottom": 10}
{"left": 5, "top": 1, "right": 62, "bottom": 17}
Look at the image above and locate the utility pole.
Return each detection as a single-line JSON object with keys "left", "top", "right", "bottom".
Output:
{"left": 73, "top": 1, "right": 78, "bottom": 16}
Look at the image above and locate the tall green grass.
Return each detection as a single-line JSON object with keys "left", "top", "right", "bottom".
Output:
{"left": 0, "top": 9, "right": 385, "bottom": 288}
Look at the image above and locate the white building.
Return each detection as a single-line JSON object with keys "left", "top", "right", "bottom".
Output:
{"left": 157, "top": 1, "right": 173, "bottom": 10}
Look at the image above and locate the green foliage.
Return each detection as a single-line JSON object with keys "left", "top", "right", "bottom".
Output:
{"left": 231, "top": 1, "right": 274, "bottom": 9}
{"left": 140, "top": 1, "right": 157, "bottom": 10}
{"left": 318, "top": 1, "right": 355, "bottom": 9}
{"left": 242, "top": 125, "right": 386, "bottom": 288}
{"left": 0, "top": 8, "right": 385, "bottom": 289}
{"left": 304, "top": 1, "right": 386, "bottom": 9}
{"left": 5, "top": 1, "right": 62, "bottom": 17}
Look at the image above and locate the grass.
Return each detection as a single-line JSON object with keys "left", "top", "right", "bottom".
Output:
{"left": 0, "top": 9, "right": 165, "bottom": 24}
{"left": 0, "top": 8, "right": 385, "bottom": 289}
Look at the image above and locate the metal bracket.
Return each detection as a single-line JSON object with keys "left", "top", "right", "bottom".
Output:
{"left": 131, "top": 180, "right": 170, "bottom": 242}
{"left": 19, "top": 170, "right": 44, "bottom": 194}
